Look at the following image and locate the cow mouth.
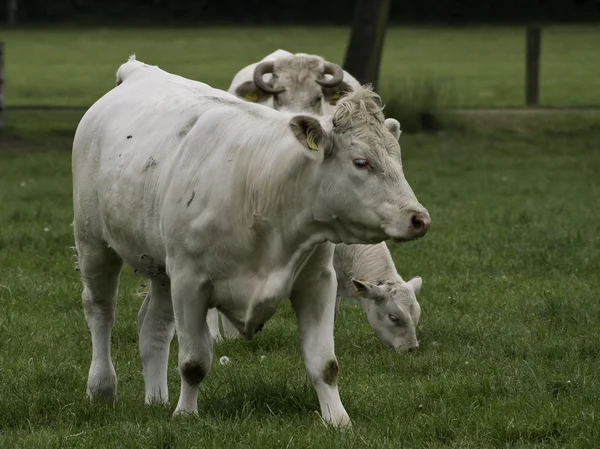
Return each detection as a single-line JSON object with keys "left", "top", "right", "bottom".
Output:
{"left": 390, "top": 234, "right": 424, "bottom": 244}
{"left": 325, "top": 218, "right": 388, "bottom": 244}
{"left": 382, "top": 221, "right": 429, "bottom": 244}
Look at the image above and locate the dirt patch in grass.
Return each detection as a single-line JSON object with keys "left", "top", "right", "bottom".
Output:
{"left": 453, "top": 108, "right": 600, "bottom": 134}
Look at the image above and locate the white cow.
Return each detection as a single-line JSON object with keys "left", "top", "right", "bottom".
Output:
{"left": 333, "top": 243, "right": 423, "bottom": 351}
{"left": 72, "top": 56, "right": 430, "bottom": 427}
{"left": 227, "top": 49, "right": 361, "bottom": 115}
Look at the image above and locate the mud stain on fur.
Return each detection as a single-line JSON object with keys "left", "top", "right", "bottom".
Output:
{"left": 186, "top": 191, "right": 196, "bottom": 208}
{"left": 180, "top": 361, "right": 208, "bottom": 385}
{"left": 323, "top": 359, "right": 339, "bottom": 386}
{"left": 178, "top": 116, "right": 199, "bottom": 138}
{"left": 140, "top": 254, "right": 167, "bottom": 280}
{"left": 142, "top": 156, "right": 158, "bottom": 173}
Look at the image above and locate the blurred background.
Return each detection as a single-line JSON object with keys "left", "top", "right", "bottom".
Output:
{"left": 1, "top": 0, "right": 600, "bottom": 134}
{"left": 1, "top": 2, "right": 599, "bottom": 448}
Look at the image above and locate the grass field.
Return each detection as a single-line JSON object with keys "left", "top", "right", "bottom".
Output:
{"left": 2, "top": 25, "right": 600, "bottom": 108}
{"left": 1, "top": 104, "right": 600, "bottom": 447}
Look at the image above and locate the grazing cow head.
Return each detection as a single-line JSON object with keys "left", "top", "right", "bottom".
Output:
{"left": 289, "top": 86, "right": 430, "bottom": 244}
{"left": 352, "top": 277, "right": 422, "bottom": 351}
{"left": 234, "top": 55, "right": 353, "bottom": 115}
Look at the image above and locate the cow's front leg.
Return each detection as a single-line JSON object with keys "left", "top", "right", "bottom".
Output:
{"left": 170, "top": 268, "right": 213, "bottom": 416}
{"left": 290, "top": 265, "right": 351, "bottom": 428}
{"left": 138, "top": 281, "right": 175, "bottom": 404}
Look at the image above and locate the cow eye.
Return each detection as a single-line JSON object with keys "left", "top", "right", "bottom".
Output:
{"left": 388, "top": 313, "right": 400, "bottom": 323}
{"left": 353, "top": 158, "right": 371, "bottom": 169}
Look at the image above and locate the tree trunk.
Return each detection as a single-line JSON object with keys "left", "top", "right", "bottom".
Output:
{"left": 342, "top": 0, "right": 391, "bottom": 90}
{"left": 7, "top": 0, "right": 17, "bottom": 26}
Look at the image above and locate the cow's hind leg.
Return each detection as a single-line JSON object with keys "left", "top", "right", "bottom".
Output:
{"left": 169, "top": 265, "right": 214, "bottom": 416}
{"left": 206, "top": 308, "right": 222, "bottom": 342}
{"left": 221, "top": 313, "right": 241, "bottom": 339}
{"left": 290, "top": 258, "right": 351, "bottom": 427}
{"left": 138, "top": 281, "right": 175, "bottom": 404}
{"left": 77, "top": 241, "right": 123, "bottom": 400}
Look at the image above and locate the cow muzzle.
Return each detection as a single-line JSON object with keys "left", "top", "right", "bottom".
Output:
{"left": 409, "top": 211, "right": 431, "bottom": 239}
{"left": 384, "top": 208, "right": 431, "bottom": 243}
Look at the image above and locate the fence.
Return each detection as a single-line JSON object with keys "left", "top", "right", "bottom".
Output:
{"left": 0, "top": 43, "right": 4, "bottom": 129}
{"left": 0, "top": 26, "right": 561, "bottom": 131}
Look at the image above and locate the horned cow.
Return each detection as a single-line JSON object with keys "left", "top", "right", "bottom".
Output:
{"left": 228, "top": 49, "right": 360, "bottom": 115}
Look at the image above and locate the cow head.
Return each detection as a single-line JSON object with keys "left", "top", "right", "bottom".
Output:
{"left": 235, "top": 56, "right": 353, "bottom": 115}
{"left": 352, "top": 277, "right": 422, "bottom": 352}
{"left": 289, "top": 86, "right": 430, "bottom": 244}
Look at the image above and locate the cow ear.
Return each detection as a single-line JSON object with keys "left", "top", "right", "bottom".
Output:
{"left": 289, "top": 115, "right": 329, "bottom": 156}
{"left": 406, "top": 276, "right": 422, "bottom": 294}
{"left": 234, "top": 81, "right": 271, "bottom": 103}
{"left": 351, "top": 278, "right": 383, "bottom": 300}
{"left": 385, "top": 118, "right": 401, "bottom": 141}
{"left": 322, "top": 81, "right": 353, "bottom": 106}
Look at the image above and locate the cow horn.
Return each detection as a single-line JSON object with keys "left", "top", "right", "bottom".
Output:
{"left": 316, "top": 62, "right": 344, "bottom": 87}
{"left": 253, "top": 61, "right": 285, "bottom": 94}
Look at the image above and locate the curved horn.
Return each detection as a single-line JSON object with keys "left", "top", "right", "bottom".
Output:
{"left": 253, "top": 61, "right": 285, "bottom": 94}
{"left": 316, "top": 62, "right": 344, "bottom": 87}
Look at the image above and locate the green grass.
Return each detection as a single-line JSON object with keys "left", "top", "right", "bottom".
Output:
{"left": 1, "top": 111, "right": 599, "bottom": 448}
{"left": 2, "top": 25, "right": 600, "bottom": 108}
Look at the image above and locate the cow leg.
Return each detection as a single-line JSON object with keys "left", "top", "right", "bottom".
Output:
{"left": 334, "top": 295, "right": 342, "bottom": 322}
{"left": 77, "top": 241, "right": 123, "bottom": 400}
{"left": 290, "top": 267, "right": 351, "bottom": 427}
{"left": 206, "top": 308, "right": 222, "bottom": 342}
{"left": 221, "top": 313, "right": 240, "bottom": 339}
{"left": 170, "top": 268, "right": 213, "bottom": 416}
{"left": 138, "top": 281, "right": 175, "bottom": 404}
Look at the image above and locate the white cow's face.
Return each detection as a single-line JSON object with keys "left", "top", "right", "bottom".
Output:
{"left": 290, "top": 87, "right": 430, "bottom": 244}
{"left": 234, "top": 56, "right": 351, "bottom": 116}
{"left": 272, "top": 78, "right": 327, "bottom": 115}
{"left": 352, "top": 277, "right": 422, "bottom": 351}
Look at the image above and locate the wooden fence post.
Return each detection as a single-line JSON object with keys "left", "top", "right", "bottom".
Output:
{"left": 525, "top": 26, "right": 541, "bottom": 106}
{"left": 342, "top": 0, "right": 390, "bottom": 90}
{"left": 0, "top": 43, "right": 4, "bottom": 130}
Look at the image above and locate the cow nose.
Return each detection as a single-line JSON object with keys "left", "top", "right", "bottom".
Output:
{"left": 408, "top": 345, "right": 419, "bottom": 353}
{"left": 410, "top": 211, "right": 431, "bottom": 237}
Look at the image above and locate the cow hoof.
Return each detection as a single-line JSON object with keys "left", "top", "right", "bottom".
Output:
{"left": 87, "top": 364, "right": 117, "bottom": 401}
{"left": 145, "top": 396, "right": 170, "bottom": 406}
{"left": 87, "top": 386, "right": 117, "bottom": 402}
{"left": 172, "top": 408, "right": 199, "bottom": 418}
{"left": 319, "top": 412, "right": 352, "bottom": 429}
{"left": 337, "top": 414, "right": 352, "bottom": 429}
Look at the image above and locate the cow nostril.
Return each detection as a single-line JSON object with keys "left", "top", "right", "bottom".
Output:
{"left": 411, "top": 212, "right": 431, "bottom": 234}
{"left": 408, "top": 346, "right": 419, "bottom": 353}
{"left": 411, "top": 215, "right": 425, "bottom": 230}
